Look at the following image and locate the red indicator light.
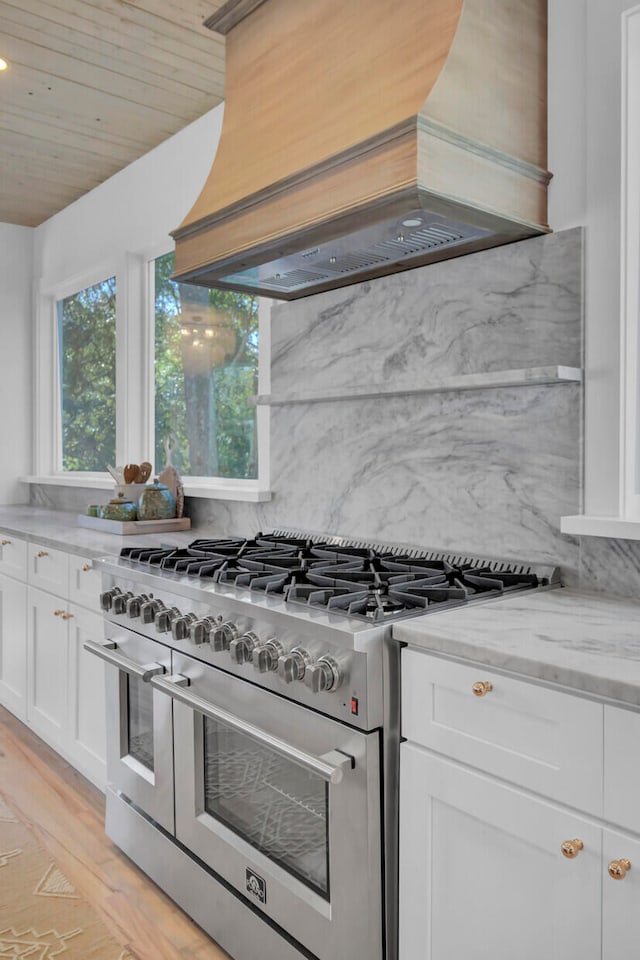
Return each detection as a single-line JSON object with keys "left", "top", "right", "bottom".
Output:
{"left": 350, "top": 697, "right": 359, "bottom": 716}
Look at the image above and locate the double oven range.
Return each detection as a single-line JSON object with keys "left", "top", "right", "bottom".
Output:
{"left": 86, "top": 532, "right": 558, "bottom": 960}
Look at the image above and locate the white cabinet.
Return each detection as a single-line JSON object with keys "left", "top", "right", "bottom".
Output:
{"left": 67, "top": 604, "right": 107, "bottom": 786}
{"left": 68, "top": 554, "right": 102, "bottom": 613}
{"left": 27, "top": 586, "right": 70, "bottom": 749}
{"left": 0, "top": 571, "right": 27, "bottom": 719}
{"left": 399, "top": 746, "right": 601, "bottom": 960}
{"left": 0, "top": 531, "right": 28, "bottom": 720}
{"left": 0, "top": 528, "right": 107, "bottom": 790}
{"left": 400, "top": 648, "right": 640, "bottom": 960}
{"left": 0, "top": 533, "right": 27, "bottom": 581}
{"left": 28, "top": 541, "right": 69, "bottom": 595}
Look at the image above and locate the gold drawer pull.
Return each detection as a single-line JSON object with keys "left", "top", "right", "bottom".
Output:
{"left": 53, "top": 609, "right": 64, "bottom": 616}
{"left": 608, "top": 859, "right": 631, "bottom": 880}
{"left": 36, "top": 550, "right": 49, "bottom": 558}
{"left": 82, "top": 563, "right": 92, "bottom": 572}
{"left": 61, "top": 612, "right": 74, "bottom": 620}
{"left": 1, "top": 538, "right": 12, "bottom": 546}
{"left": 472, "top": 681, "right": 493, "bottom": 697}
{"left": 561, "top": 839, "right": 584, "bottom": 859}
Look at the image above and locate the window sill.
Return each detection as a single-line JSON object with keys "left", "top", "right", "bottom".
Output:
{"left": 19, "top": 475, "right": 272, "bottom": 503}
{"left": 560, "top": 515, "right": 640, "bottom": 540}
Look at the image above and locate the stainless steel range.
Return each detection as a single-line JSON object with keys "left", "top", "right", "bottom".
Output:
{"left": 86, "top": 532, "right": 559, "bottom": 960}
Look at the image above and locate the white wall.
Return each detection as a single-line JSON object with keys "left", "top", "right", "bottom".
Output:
{"left": 0, "top": 224, "right": 33, "bottom": 504}
{"left": 33, "top": 104, "right": 224, "bottom": 286}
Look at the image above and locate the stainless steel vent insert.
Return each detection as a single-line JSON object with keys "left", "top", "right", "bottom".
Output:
{"left": 218, "top": 211, "right": 492, "bottom": 295}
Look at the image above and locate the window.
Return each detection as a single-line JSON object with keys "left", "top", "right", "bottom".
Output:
{"left": 153, "top": 252, "right": 259, "bottom": 480}
{"left": 34, "top": 252, "right": 270, "bottom": 500}
{"left": 56, "top": 277, "right": 116, "bottom": 471}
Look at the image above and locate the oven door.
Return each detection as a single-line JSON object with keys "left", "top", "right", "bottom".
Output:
{"left": 151, "top": 652, "right": 383, "bottom": 960}
{"left": 84, "top": 628, "right": 175, "bottom": 834}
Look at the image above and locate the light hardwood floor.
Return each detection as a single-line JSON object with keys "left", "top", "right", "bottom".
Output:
{"left": 0, "top": 705, "right": 230, "bottom": 960}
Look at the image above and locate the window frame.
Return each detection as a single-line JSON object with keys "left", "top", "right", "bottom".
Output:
{"left": 29, "top": 247, "right": 271, "bottom": 502}
{"left": 560, "top": 3, "right": 640, "bottom": 540}
{"left": 620, "top": 3, "right": 640, "bottom": 521}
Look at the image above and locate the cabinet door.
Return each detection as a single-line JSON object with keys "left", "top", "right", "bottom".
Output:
{"left": 604, "top": 705, "right": 640, "bottom": 833}
{"left": 603, "top": 827, "right": 640, "bottom": 954}
{"left": 402, "top": 650, "right": 603, "bottom": 813}
{"left": 0, "top": 572, "right": 27, "bottom": 719}
{"left": 0, "top": 533, "right": 27, "bottom": 581}
{"left": 67, "top": 605, "right": 107, "bottom": 788}
{"left": 27, "top": 587, "right": 69, "bottom": 749}
{"left": 399, "top": 744, "right": 601, "bottom": 960}
{"left": 68, "top": 555, "right": 102, "bottom": 613}
{"left": 28, "top": 542, "right": 69, "bottom": 596}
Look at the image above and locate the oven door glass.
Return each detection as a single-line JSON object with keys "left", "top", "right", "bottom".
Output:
{"left": 203, "top": 716, "right": 329, "bottom": 897}
{"left": 127, "top": 673, "right": 155, "bottom": 771}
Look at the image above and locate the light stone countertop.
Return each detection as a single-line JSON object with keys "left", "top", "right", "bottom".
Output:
{"left": 393, "top": 586, "right": 640, "bottom": 707}
{"left": 0, "top": 505, "right": 198, "bottom": 559}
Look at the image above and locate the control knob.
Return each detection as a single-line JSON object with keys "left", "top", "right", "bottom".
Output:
{"left": 211, "top": 621, "right": 239, "bottom": 652}
{"left": 229, "top": 631, "right": 260, "bottom": 664}
{"left": 172, "top": 612, "right": 197, "bottom": 641}
{"left": 112, "top": 591, "right": 134, "bottom": 615}
{"left": 100, "top": 587, "right": 121, "bottom": 611}
{"left": 126, "top": 593, "right": 150, "bottom": 619}
{"left": 304, "top": 656, "right": 342, "bottom": 693}
{"left": 189, "top": 616, "right": 219, "bottom": 645}
{"left": 140, "top": 598, "right": 164, "bottom": 624}
{"left": 253, "top": 639, "right": 284, "bottom": 673}
{"left": 277, "top": 647, "right": 311, "bottom": 684}
{"left": 154, "top": 606, "right": 181, "bottom": 633}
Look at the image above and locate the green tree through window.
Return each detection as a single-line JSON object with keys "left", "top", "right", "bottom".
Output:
{"left": 154, "top": 253, "right": 259, "bottom": 479}
{"left": 58, "top": 278, "right": 116, "bottom": 471}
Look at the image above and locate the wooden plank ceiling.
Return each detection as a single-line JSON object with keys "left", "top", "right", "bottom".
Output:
{"left": 0, "top": 0, "right": 227, "bottom": 226}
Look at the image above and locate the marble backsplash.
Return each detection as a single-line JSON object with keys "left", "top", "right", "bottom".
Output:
{"left": 31, "top": 226, "right": 624, "bottom": 593}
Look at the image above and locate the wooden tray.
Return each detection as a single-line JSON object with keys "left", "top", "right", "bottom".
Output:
{"left": 78, "top": 515, "right": 191, "bottom": 535}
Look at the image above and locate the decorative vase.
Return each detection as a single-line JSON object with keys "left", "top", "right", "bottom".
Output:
{"left": 137, "top": 479, "right": 176, "bottom": 520}
{"left": 102, "top": 493, "right": 138, "bottom": 521}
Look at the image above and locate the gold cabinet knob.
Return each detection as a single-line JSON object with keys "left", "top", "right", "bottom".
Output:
{"left": 36, "top": 550, "right": 49, "bottom": 558}
{"left": 561, "top": 838, "right": 584, "bottom": 859}
{"left": 1, "top": 538, "right": 12, "bottom": 546}
{"left": 82, "top": 563, "right": 92, "bottom": 572}
{"left": 608, "top": 859, "right": 631, "bottom": 880}
{"left": 53, "top": 609, "right": 64, "bottom": 616}
{"left": 472, "top": 681, "right": 493, "bottom": 697}
{"left": 61, "top": 612, "right": 74, "bottom": 620}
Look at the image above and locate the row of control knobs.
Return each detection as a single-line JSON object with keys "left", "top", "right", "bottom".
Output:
{"left": 100, "top": 587, "right": 342, "bottom": 693}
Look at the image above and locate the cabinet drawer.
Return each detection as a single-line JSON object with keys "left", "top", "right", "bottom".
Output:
{"left": 604, "top": 706, "right": 640, "bottom": 833}
{"left": 0, "top": 532, "right": 27, "bottom": 581}
{"left": 28, "top": 542, "right": 69, "bottom": 596}
{"left": 68, "top": 555, "right": 102, "bottom": 612}
{"left": 402, "top": 650, "right": 603, "bottom": 814}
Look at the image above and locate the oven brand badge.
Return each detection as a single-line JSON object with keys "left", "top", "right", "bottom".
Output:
{"left": 246, "top": 868, "right": 267, "bottom": 904}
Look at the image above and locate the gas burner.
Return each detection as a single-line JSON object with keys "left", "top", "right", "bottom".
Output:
{"left": 118, "top": 534, "right": 548, "bottom": 623}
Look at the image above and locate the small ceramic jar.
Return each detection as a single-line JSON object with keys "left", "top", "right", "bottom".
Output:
{"left": 137, "top": 479, "right": 176, "bottom": 520}
{"left": 102, "top": 493, "right": 138, "bottom": 522}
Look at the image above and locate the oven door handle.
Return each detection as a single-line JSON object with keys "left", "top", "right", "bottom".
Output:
{"left": 151, "top": 673, "right": 354, "bottom": 785}
{"left": 83, "top": 639, "right": 166, "bottom": 682}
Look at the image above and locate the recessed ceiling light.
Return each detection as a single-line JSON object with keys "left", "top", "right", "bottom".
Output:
{"left": 0, "top": 58, "right": 9, "bottom": 72}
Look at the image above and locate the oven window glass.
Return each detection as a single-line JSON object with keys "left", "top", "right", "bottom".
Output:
{"left": 203, "top": 718, "right": 329, "bottom": 898}
{"left": 127, "top": 675, "right": 154, "bottom": 771}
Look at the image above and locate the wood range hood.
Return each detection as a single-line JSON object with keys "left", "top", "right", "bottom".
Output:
{"left": 172, "top": 0, "right": 550, "bottom": 301}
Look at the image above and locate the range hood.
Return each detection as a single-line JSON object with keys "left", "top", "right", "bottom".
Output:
{"left": 172, "top": 0, "right": 550, "bottom": 301}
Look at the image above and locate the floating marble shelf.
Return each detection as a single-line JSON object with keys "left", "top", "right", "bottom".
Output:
{"left": 255, "top": 365, "right": 583, "bottom": 406}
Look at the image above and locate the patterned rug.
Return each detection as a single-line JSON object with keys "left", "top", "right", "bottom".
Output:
{"left": 0, "top": 791, "right": 137, "bottom": 959}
